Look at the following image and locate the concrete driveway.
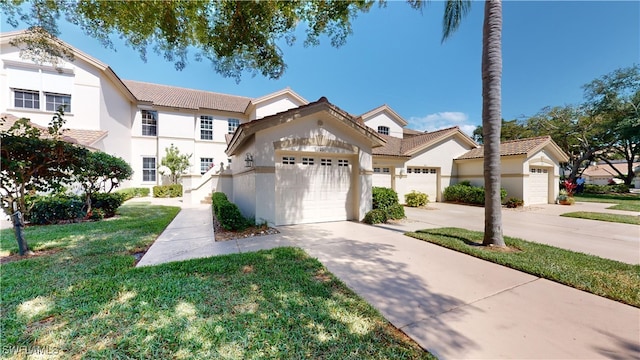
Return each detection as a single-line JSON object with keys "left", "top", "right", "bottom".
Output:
{"left": 385, "top": 202, "right": 640, "bottom": 264}
{"left": 276, "top": 221, "right": 640, "bottom": 359}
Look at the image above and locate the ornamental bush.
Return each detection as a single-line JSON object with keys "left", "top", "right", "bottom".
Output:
{"left": 372, "top": 187, "right": 399, "bottom": 211}
{"left": 211, "top": 192, "right": 249, "bottom": 231}
{"left": 504, "top": 197, "right": 524, "bottom": 208}
{"left": 153, "top": 184, "right": 183, "bottom": 198}
{"left": 386, "top": 204, "right": 405, "bottom": 220}
{"left": 115, "top": 187, "right": 150, "bottom": 201}
{"left": 405, "top": 191, "right": 428, "bottom": 207}
{"left": 27, "top": 194, "right": 85, "bottom": 225}
{"left": 90, "top": 192, "right": 125, "bottom": 218}
{"left": 443, "top": 183, "right": 507, "bottom": 205}
{"left": 363, "top": 209, "right": 388, "bottom": 224}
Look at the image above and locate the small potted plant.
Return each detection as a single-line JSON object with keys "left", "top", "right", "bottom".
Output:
{"left": 557, "top": 189, "right": 575, "bottom": 205}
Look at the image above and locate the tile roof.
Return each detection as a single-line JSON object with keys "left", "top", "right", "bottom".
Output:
{"left": 1, "top": 113, "right": 107, "bottom": 148}
{"left": 372, "top": 126, "right": 466, "bottom": 156}
{"left": 402, "top": 128, "right": 424, "bottom": 137}
{"left": 583, "top": 162, "right": 640, "bottom": 177}
{"left": 123, "top": 80, "right": 251, "bottom": 113}
{"left": 457, "top": 136, "right": 552, "bottom": 160}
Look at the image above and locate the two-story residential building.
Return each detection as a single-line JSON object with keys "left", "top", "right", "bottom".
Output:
{"left": 1, "top": 30, "right": 569, "bottom": 226}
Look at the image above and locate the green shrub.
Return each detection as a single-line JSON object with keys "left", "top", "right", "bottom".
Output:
{"left": 504, "top": 197, "right": 524, "bottom": 208}
{"left": 153, "top": 184, "right": 183, "bottom": 198}
{"left": 27, "top": 195, "right": 85, "bottom": 225}
{"left": 211, "top": 192, "right": 249, "bottom": 231}
{"left": 372, "top": 187, "right": 399, "bottom": 211}
{"left": 458, "top": 180, "right": 472, "bottom": 187}
{"left": 611, "top": 184, "right": 630, "bottom": 193}
{"left": 405, "top": 191, "right": 428, "bottom": 207}
{"left": 584, "top": 183, "right": 630, "bottom": 194}
{"left": 115, "top": 187, "right": 150, "bottom": 201}
{"left": 89, "top": 208, "right": 105, "bottom": 220}
{"left": 386, "top": 204, "right": 405, "bottom": 220}
{"left": 90, "top": 192, "right": 125, "bottom": 218}
{"left": 217, "top": 202, "right": 248, "bottom": 231}
{"left": 443, "top": 183, "right": 507, "bottom": 205}
{"left": 363, "top": 209, "right": 388, "bottom": 224}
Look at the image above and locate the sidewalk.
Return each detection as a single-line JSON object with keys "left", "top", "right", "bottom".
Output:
{"left": 133, "top": 200, "right": 640, "bottom": 358}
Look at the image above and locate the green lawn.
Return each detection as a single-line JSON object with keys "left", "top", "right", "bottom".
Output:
{"left": 1, "top": 204, "right": 431, "bottom": 359}
{"left": 560, "top": 211, "right": 640, "bottom": 225}
{"left": 574, "top": 193, "right": 640, "bottom": 212}
{"left": 406, "top": 228, "right": 640, "bottom": 308}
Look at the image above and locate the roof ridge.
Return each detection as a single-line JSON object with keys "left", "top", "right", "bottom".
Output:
{"left": 123, "top": 79, "right": 251, "bottom": 99}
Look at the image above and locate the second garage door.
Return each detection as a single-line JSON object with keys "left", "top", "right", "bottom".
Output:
{"left": 528, "top": 167, "right": 549, "bottom": 204}
{"left": 403, "top": 167, "right": 438, "bottom": 203}
{"left": 275, "top": 154, "right": 354, "bottom": 225}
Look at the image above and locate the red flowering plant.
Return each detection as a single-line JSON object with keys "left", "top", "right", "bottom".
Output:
{"left": 563, "top": 179, "right": 577, "bottom": 197}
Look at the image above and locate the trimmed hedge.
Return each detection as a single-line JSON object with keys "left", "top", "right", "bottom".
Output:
{"left": 584, "top": 183, "right": 630, "bottom": 194}
{"left": 153, "top": 184, "right": 183, "bottom": 198}
{"left": 363, "top": 209, "right": 388, "bottom": 225}
{"left": 90, "top": 192, "right": 125, "bottom": 218}
{"left": 405, "top": 191, "right": 428, "bottom": 207}
{"left": 443, "top": 183, "right": 507, "bottom": 205}
{"left": 115, "top": 187, "right": 150, "bottom": 201}
{"left": 386, "top": 204, "right": 405, "bottom": 220}
{"left": 27, "top": 195, "right": 85, "bottom": 225}
{"left": 211, "top": 192, "right": 249, "bottom": 231}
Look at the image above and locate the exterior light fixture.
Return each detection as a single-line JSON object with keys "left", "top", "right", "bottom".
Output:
{"left": 244, "top": 153, "right": 254, "bottom": 168}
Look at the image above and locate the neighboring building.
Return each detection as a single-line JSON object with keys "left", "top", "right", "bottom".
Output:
{"left": 582, "top": 161, "right": 640, "bottom": 186}
{"left": 1, "top": 30, "right": 570, "bottom": 226}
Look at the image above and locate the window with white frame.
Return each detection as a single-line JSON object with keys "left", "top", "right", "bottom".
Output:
{"left": 142, "top": 110, "right": 158, "bottom": 136}
{"left": 430, "top": 169, "right": 437, "bottom": 174}
{"left": 45, "top": 93, "right": 71, "bottom": 112}
{"left": 282, "top": 156, "right": 295, "bottom": 165}
{"left": 14, "top": 89, "right": 40, "bottom": 109}
{"left": 228, "top": 118, "right": 240, "bottom": 134}
{"left": 382, "top": 167, "right": 390, "bottom": 173}
{"left": 321, "top": 158, "right": 332, "bottom": 166}
{"left": 200, "top": 157, "right": 214, "bottom": 174}
{"left": 377, "top": 126, "right": 389, "bottom": 135}
{"left": 338, "top": 159, "right": 349, "bottom": 167}
{"left": 373, "top": 167, "right": 381, "bottom": 173}
{"left": 200, "top": 116, "right": 213, "bottom": 140}
{"left": 302, "top": 157, "right": 314, "bottom": 165}
{"left": 406, "top": 168, "right": 412, "bottom": 174}
{"left": 142, "top": 157, "right": 156, "bottom": 182}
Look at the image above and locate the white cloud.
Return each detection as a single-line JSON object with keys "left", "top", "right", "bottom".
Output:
{"left": 408, "top": 112, "right": 477, "bottom": 136}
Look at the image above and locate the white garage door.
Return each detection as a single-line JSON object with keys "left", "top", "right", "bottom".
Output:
{"left": 529, "top": 167, "right": 549, "bottom": 204}
{"left": 372, "top": 167, "right": 392, "bottom": 188}
{"left": 275, "top": 155, "right": 353, "bottom": 225}
{"left": 404, "top": 167, "right": 438, "bottom": 203}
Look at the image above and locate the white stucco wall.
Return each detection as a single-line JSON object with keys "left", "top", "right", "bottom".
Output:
{"left": 363, "top": 111, "right": 404, "bottom": 138}
{"left": 251, "top": 93, "right": 305, "bottom": 120}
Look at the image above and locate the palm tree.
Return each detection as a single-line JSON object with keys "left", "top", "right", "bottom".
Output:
{"left": 413, "top": 0, "right": 505, "bottom": 246}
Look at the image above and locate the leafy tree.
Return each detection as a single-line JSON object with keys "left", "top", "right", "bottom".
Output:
{"left": 160, "top": 144, "right": 192, "bottom": 184}
{"left": 1, "top": 0, "right": 373, "bottom": 81}
{"left": 582, "top": 65, "right": 640, "bottom": 186}
{"left": 74, "top": 151, "right": 133, "bottom": 214}
{"left": 472, "top": 118, "right": 533, "bottom": 144}
{"left": 0, "top": 111, "right": 88, "bottom": 253}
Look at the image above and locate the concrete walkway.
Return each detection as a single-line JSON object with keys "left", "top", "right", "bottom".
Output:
{"left": 135, "top": 199, "right": 640, "bottom": 359}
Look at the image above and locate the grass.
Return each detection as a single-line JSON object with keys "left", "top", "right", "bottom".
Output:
{"left": 560, "top": 211, "right": 640, "bottom": 225}
{"left": 1, "top": 204, "right": 431, "bottom": 359}
{"left": 574, "top": 193, "right": 640, "bottom": 212}
{"left": 406, "top": 228, "right": 640, "bottom": 308}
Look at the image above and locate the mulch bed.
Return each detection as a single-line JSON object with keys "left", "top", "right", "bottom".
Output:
{"left": 213, "top": 216, "right": 279, "bottom": 242}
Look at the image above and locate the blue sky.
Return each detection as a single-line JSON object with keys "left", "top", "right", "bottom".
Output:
{"left": 3, "top": 1, "right": 638, "bottom": 134}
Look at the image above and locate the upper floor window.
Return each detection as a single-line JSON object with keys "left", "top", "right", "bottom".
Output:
{"left": 228, "top": 118, "right": 240, "bottom": 134}
{"left": 142, "top": 110, "right": 158, "bottom": 136}
{"left": 200, "top": 116, "right": 213, "bottom": 140}
{"left": 45, "top": 93, "right": 71, "bottom": 112}
{"left": 377, "top": 126, "right": 389, "bottom": 135}
{"left": 14, "top": 89, "right": 40, "bottom": 109}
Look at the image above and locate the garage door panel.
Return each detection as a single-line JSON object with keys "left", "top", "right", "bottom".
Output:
{"left": 404, "top": 167, "right": 438, "bottom": 202}
{"left": 529, "top": 167, "right": 549, "bottom": 205}
{"left": 276, "top": 157, "right": 353, "bottom": 225}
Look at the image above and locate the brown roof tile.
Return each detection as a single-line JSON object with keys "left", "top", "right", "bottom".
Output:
{"left": 373, "top": 126, "right": 471, "bottom": 156}
{"left": 583, "top": 162, "right": 640, "bottom": 177}
{"left": 1, "top": 113, "right": 107, "bottom": 148}
{"left": 457, "top": 136, "right": 551, "bottom": 160}
{"left": 124, "top": 80, "right": 251, "bottom": 113}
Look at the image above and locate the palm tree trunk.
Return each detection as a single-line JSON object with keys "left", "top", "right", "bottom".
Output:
{"left": 482, "top": 0, "right": 505, "bottom": 247}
